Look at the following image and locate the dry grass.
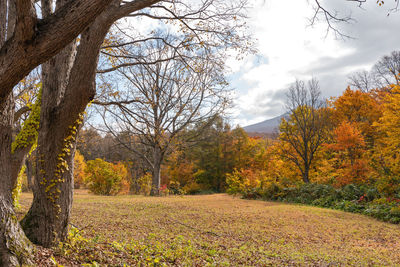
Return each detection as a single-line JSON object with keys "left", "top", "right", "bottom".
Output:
{"left": 19, "top": 191, "right": 400, "bottom": 266}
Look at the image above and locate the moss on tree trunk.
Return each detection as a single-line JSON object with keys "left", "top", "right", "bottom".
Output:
{"left": 0, "top": 196, "right": 34, "bottom": 266}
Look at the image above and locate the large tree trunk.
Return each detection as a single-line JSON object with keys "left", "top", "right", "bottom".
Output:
{"left": 21, "top": 40, "right": 78, "bottom": 246}
{"left": 21, "top": 138, "right": 77, "bottom": 246}
{"left": 1, "top": 0, "right": 159, "bottom": 260}
{"left": 151, "top": 146, "right": 162, "bottom": 195}
{"left": 303, "top": 164, "right": 310, "bottom": 183}
{"left": 20, "top": 0, "right": 79, "bottom": 243}
{"left": 0, "top": 95, "right": 34, "bottom": 266}
{"left": 0, "top": 5, "right": 34, "bottom": 265}
{"left": 21, "top": 7, "right": 114, "bottom": 246}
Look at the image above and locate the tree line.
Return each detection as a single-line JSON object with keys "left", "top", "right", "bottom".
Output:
{"left": 227, "top": 51, "right": 400, "bottom": 223}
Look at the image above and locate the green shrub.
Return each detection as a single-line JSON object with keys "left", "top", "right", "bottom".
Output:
{"left": 339, "top": 184, "right": 364, "bottom": 201}
{"left": 84, "top": 159, "right": 128, "bottom": 196}
{"left": 233, "top": 180, "right": 400, "bottom": 224}
{"left": 260, "top": 182, "right": 283, "bottom": 200}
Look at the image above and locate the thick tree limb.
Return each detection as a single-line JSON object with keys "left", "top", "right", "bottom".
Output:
{"left": 0, "top": 0, "right": 115, "bottom": 105}
{"left": 13, "top": 106, "right": 31, "bottom": 122}
{"left": 113, "top": 0, "right": 161, "bottom": 20}
{"left": 15, "top": 0, "right": 37, "bottom": 40}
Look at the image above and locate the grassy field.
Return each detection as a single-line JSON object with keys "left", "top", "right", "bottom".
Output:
{"left": 19, "top": 191, "right": 400, "bottom": 266}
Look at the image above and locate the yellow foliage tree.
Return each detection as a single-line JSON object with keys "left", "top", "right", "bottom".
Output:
{"left": 373, "top": 84, "right": 400, "bottom": 195}
{"left": 84, "top": 159, "right": 128, "bottom": 196}
{"left": 73, "top": 150, "right": 87, "bottom": 189}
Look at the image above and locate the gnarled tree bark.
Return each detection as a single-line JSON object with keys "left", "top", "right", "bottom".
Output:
{"left": 0, "top": 3, "right": 34, "bottom": 265}
{"left": 0, "top": 95, "right": 34, "bottom": 266}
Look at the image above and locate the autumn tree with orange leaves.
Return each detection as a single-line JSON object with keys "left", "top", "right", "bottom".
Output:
{"left": 326, "top": 121, "right": 371, "bottom": 187}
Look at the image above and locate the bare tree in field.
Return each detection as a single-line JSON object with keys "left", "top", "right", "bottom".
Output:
{"left": 279, "top": 79, "right": 330, "bottom": 183}
{"left": 96, "top": 38, "right": 230, "bottom": 194}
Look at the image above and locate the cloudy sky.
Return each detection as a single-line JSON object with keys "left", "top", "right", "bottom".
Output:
{"left": 229, "top": 0, "right": 400, "bottom": 127}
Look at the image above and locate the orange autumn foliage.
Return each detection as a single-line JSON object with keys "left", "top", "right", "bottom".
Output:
{"left": 328, "top": 121, "right": 365, "bottom": 155}
{"left": 326, "top": 121, "right": 371, "bottom": 187}
{"left": 164, "top": 150, "right": 196, "bottom": 188}
{"left": 330, "top": 87, "right": 382, "bottom": 147}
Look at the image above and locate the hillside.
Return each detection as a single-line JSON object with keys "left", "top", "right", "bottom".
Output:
{"left": 243, "top": 114, "right": 286, "bottom": 134}
{"left": 19, "top": 191, "right": 400, "bottom": 266}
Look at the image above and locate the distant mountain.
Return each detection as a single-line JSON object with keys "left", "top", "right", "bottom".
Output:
{"left": 243, "top": 114, "right": 287, "bottom": 134}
